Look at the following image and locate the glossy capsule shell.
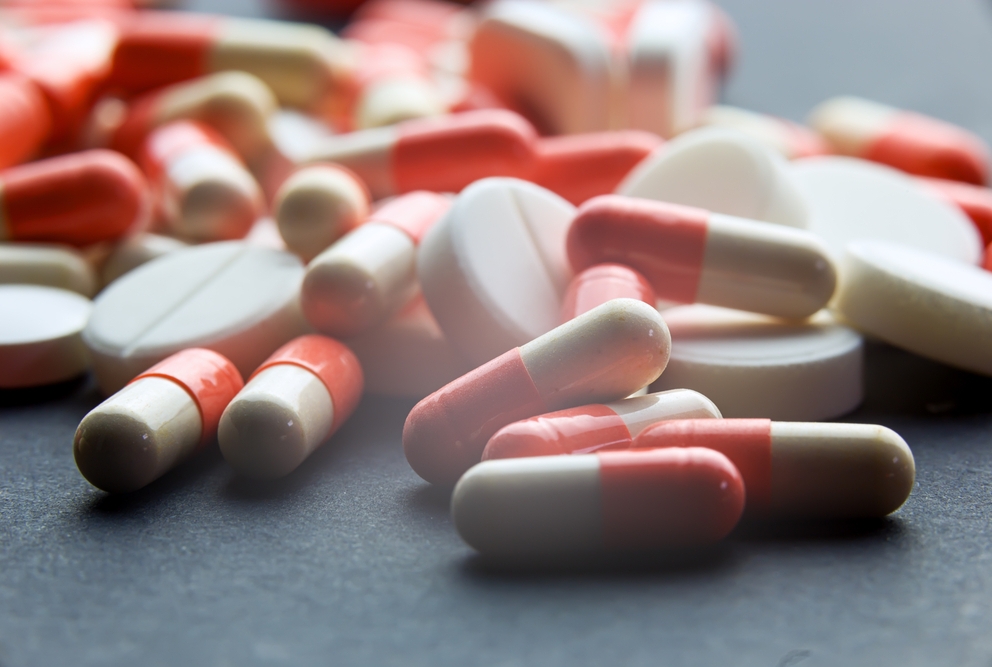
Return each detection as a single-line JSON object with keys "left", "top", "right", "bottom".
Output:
{"left": 560, "top": 263, "right": 655, "bottom": 323}
{"left": 73, "top": 348, "right": 244, "bottom": 494}
{"left": 0, "top": 73, "right": 51, "bottom": 169}
{"left": 568, "top": 195, "right": 837, "bottom": 319}
{"left": 633, "top": 418, "right": 915, "bottom": 518}
{"left": 482, "top": 389, "right": 721, "bottom": 460}
{"left": 403, "top": 298, "right": 671, "bottom": 486}
{"left": 452, "top": 448, "right": 745, "bottom": 557}
{"left": 218, "top": 335, "right": 363, "bottom": 479}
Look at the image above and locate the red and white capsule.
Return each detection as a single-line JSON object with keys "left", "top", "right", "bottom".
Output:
{"left": 73, "top": 348, "right": 244, "bottom": 494}
{"left": 452, "top": 448, "right": 745, "bottom": 557}
{"left": 560, "top": 263, "right": 655, "bottom": 323}
{"left": 809, "top": 96, "right": 990, "bottom": 185}
{"left": 633, "top": 418, "right": 916, "bottom": 519}
{"left": 567, "top": 195, "right": 837, "bottom": 319}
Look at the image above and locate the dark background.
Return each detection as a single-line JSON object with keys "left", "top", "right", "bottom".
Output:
{"left": 3, "top": 1, "right": 992, "bottom": 665}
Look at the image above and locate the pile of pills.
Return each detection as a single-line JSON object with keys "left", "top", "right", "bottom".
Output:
{"left": 5, "top": 0, "right": 992, "bottom": 561}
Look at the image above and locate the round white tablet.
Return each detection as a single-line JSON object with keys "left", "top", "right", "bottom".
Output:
{"left": 84, "top": 241, "right": 308, "bottom": 394}
{"left": 651, "top": 305, "right": 863, "bottom": 420}
{"left": 791, "top": 156, "right": 982, "bottom": 265}
{"left": 616, "top": 127, "right": 809, "bottom": 228}
{"left": 418, "top": 178, "right": 575, "bottom": 364}
{"left": 834, "top": 241, "right": 992, "bottom": 376}
{"left": 0, "top": 285, "right": 92, "bottom": 388}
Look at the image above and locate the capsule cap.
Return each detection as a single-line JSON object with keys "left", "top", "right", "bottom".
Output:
{"left": 868, "top": 112, "right": 990, "bottom": 185}
{"left": 483, "top": 403, "right": 631, "bottom": 460}
{"left": 369, "top": 190, "right": 450, "bottom": 244}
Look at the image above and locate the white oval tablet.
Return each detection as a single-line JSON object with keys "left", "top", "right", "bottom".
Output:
{"left": 84, "top": 241, "right": 307, "bottom": 394}
{"left": 651, "top": 305, "right": 863, "bottom": 420}
{"left": 834, "top": 241, "right": 992, "bottom": 376}
{"left": 0, "top": 285, "right": 92, "bottom": 388}
{"left": 791, "top": 156, "right": 983, "bottom": 264}
{"left": 418, "top": 178, "right": 575, "bottom": 364}
{"left": 617, "top": 127, "right": 809, "bottom": 228}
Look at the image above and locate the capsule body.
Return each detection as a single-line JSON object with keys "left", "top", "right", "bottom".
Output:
{"left": 452, "top": 448, "right": 745, "bottom": 557}
{"left": 568, "top": 195, "right": 836, "bottom": 319}
{"left": 403, "top": 298, "right": 671, "bottom": 486}
{"left": 560, "top": 263, "right": 655, "bottom": 323}
{"left": 302, "top": 191, "right": 450, "bottom": 337}
{"left": 0, "top": 73, "right": 51, "bottom": 169}
{"left": 218, "top": 335, "right": 363, "bottom": 479}
{"left": 73, "top": 348, "right": 244, "bottom": 493}
{"left": 633, "top": 418, "right": 915, "bottom": 518}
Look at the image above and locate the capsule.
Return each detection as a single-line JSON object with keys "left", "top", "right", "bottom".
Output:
{"left": 218, "top": 335, "right": 363, "bottom": 479}
{"left": 532, "top": 131, "right": 662, "bottom": 206}
{"left": 633, "top": 419, "right": 916, "bottom": 519}
{"left": 808, "top": 96, "right": 990, "bottom": 185}
{"left": 699, "top": 105, "right": 829, "bottom": 160}
{"left": 483, "top": 389, "right": 721, "bottom": 460}
{"left": 403, "top": 298, "right": 671, "bottom": 486}
{"left": 140, "top": 120, "right": 264, "bottom": 242}
{"left": 304, "top": 109, "right": 538, "bottom": 200}
{"left": 567, "top": 195, "right": 836, "bottom": 319}
{"left": 302, "top": 191, "right": 450, "bottom": 337}
{"left": 560, "top": 263, "right": 655, "bottom": 323}
{"left": 0, "top": 149, "right": 147, "bottom": 247}
{"left": 452, "top": 448, "right": 745, "bottom": 557}
{"left": 0, "top": 243, "right": 97, "bottom": 297}
{"left": 273, "top": 164, "right": 370, "bottom": 262}
{"left": 73, "top": 348, "right": 244, "bottom": 494}
{"left": 344, "top": 42, "right": 445, "bottom": 131}
{"left": 0, "top": 73, "right": 51, "bottom": 169}
{"left": 917, "top": 177, "right": 992, "bottom": 247}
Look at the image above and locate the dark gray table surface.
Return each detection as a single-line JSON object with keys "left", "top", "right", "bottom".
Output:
{"left": 4, "top": 2, "right": 992, "bottom": 666}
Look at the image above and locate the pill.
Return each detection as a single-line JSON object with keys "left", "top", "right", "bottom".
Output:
{"left": 304, "top": 109, "right": 538, "bottom": 200}
{"left": 84, "top": 241, "right": 307, "bottom": 394}
{"left": 140, "top": 120, "right": 264, "bottom": 242}
{"left": 618, "top": 127, "right": 809, "bottom": 228}
{"left": 218, "top": 335, "right": 363, "bottom": 479}
{"left": 0, "top": 284, "right": 92, "bottom": 388}
{"left": 273, "top": 164, "right": 370, "bottom": 262}
{"left": 808, "top": 96, "right": 990, "bottom": 185}
{"left": 0, "top": 243, "right": 96, "bottom": 296}
{"left": 0, "top": 149, "right": 148, "bottom": 247}
{"left": 244, "top": 216, "right": 288, "bottom": 251}
{"left": 634, "top": 418, "right": 915, "bottom": 519}
{"left": 699, "top": 105, "right": 830, "bottom": 160}
{"left": 100, "top": 232, "right": 188, "bottom": 286}
{"left": 560, "top": 263, "right": 655, "bottom": 323}
{"left": 418, "top": 178, "right": 574, "bottom": 364}
{"left": 651, "top": 305, "right": 863, "bottom": 420}
{"left": 986, "top": 245, "right": 992, "bottom": 272}
{"left": 483, "top": 389, "right": 721, "bottom": 461}
{"left": 452, "top": 448, "right": 745, "bottom": 557}
{"left": 834, "top": 240, "right": 992, "bottom": 376}
{"left": 791, "top": 156, "right": 983, "bottom": 265}
{"left": 73, "top": 348, "right": 244, "bottom": 493}
{"left": 532, "top": 131, "right": 662, "bottom": 206}
{"left": 916, "top": 177, "right": 992, "bottom": 247}
{"left": 302, "top": 191, "right": 450, "bottom": 337}
{"left": 346, "top": 42, "right": 445, "bottom": 130}
{"left": 568, "top": 195, "right": 836, "bottom": 319}
{"left": 403, "top": 298, "right": 670, "bottom": 485}
{"left": 0, "top": 72, "right": 51, "bottom": 169}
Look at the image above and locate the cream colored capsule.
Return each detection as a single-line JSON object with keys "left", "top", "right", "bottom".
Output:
{"left": 0, "top": 243, "right": 96, "bottom": 297}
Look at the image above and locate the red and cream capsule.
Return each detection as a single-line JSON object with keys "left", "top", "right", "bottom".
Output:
{"left": 0, "top": 73, "right": 51, "bottom": 169}
{"left": 403, "top": 298, "right": 671, "bottom": 486}
{"left": 917, "top": 177, "right": 992, "bottom": 247}
{"left": 218, "top": 335, "right": 364, "bottom": 480}
{"left": 633, "top": 418, "right": 916, "bottom": 519}
{"left": 302, "top": 191, "right": 450, "bottom": 337}
{"left": 567, "top": 195, "right": 837, "bottom": 319}
{"left": 482, "top": 389, "right": 721, "bottom": 461}
{"left": 141, "top": 120, "right": 264, "bottom": 242}
{"left": 700, "top": 105, "right": 829, "bottom": 160}
{"left": 560, "top": 263, "right": 655, "bottom": 323}
{"left": 809, "top": 96, "right": 990, "bottom": 185}
{"left": 303, "top": 109, "right": 538, "bottom": 200}
{"left": 0, "top": 149, "right": 147, "bottom": 247}
{"left": 452, "top": 448, "right": 745, "bottom": 557}
{"left": 73, "top": 348, "right": 244, "bottom": 494}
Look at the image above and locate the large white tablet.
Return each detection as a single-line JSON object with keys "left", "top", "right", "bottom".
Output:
{"left": 418, "top": 178, "right": 575, "bottom": 364}
{"left": 0, "top": 285, "right": 92, "bottom": 388}
{"left": 84, "top": 241, "right": 308, "bottom": 394}
{"left": 834, "top": 241, "right": 992, "bottom": 376}
{"left": 617, "top": 127, "right": 809, "bottom": 228}
{"left": 791, "top": 156, "right": 983, "bottom": 264}
{"left": 651, "top": 305, "right": 863, "bottom": 420}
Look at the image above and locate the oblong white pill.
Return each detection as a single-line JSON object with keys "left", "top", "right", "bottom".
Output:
{"left": 0, "top": 243, "right": 97, "bottom": 297}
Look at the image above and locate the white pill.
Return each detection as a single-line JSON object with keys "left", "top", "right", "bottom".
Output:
{"left": 0, "top": 285, "right": 92, "bottom": 388}
{"left": 651, "top": 305, "right": 863, "bottom": 420}
{"left": 100, "top": 233, "right": 188, "bottom": 287}
{"left": 0, "top": 243, "right": 97, "bottom": 296}
{"left": 699, "top": 105, "right": 828, "bottom": 160}
{"left": 84, "top": 241, "right": 307, "bottom": 394}
{"left": 418, "top": 178, "right": 575, "bottom": 364}
{"left": 617, "top": 127, "right": 809, "bottom": 228}
{"left": 834, "top": 240, "right": 992, "bottom": 376}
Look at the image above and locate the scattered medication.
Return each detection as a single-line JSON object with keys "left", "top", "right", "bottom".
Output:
{"left": 699, "top": 105, "right": 829, "bottom": 160}
{"left": 0, "top": 243, "right": 97, "bottom": 297}
{"left": 560, "top": 263, "right": 655, "bottom": 323}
